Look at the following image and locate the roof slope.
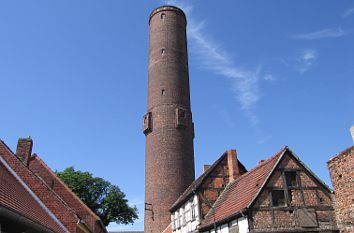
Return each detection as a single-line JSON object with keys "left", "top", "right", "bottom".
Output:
{"left": 0, "top": 141, "right": 67, "bottom": 233}
{"left": 0, "top": 139, "right": 79, "bottom": 232}
{"left": 29, "top": 154, "right": 107, "bottom": 233}
{"left": 200, "top": 147, "right": 287, "bottom": 229}
{"left": 170, "top": 151, "right": 247, "bottom": 211}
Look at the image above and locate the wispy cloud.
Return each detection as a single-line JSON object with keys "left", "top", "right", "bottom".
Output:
{"left": 295, "top": 49, "right": 318, "bottom": 74}
{"left": 291, "top": 27, "right": 352, "bottom": 40}
{"left": 263, "top": 74, "right": 277, "bottom": 81}
{"left": 166, "top": 0, "right": 262, "bottom": 125}
{"left": 342, "top": 7, "right": 354, "bottom": 18}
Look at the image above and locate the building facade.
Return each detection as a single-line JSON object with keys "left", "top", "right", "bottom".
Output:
{"left": 169, "top": 147, "right": 338, "bottom": 233}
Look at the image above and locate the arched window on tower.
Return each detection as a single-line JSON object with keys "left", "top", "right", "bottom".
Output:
{"left": 161, "top": 13, "right": 166, "bottom": 21}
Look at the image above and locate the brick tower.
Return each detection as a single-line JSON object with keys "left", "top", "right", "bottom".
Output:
{"left": 144, "top": 6, "right": 195, "bottom": 233}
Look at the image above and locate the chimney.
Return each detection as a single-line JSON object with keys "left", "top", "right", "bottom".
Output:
{"left": 350, "top": 126, "right": 354, "bottom": 143}
{"left": 203, "top": 165, "right": 211, "bottom": 173}
{"left": 227, "top": 149, "right": 240, "bottom": 182}
{"left": 16, "top": 137, "right": 33, "bottom": 166}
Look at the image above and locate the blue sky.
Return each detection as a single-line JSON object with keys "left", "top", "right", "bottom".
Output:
{"left": 0, "top": 0, "right": 353, "bottom": 231}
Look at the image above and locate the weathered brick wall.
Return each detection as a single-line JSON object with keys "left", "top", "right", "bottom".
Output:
{"left": 251, "top": 152, "right": 337, "bottom": 232}
{"left": 198, "top": 151, "right": 247, "bottom": 219}
{"left": 328, "top": 146, "right": 354, "bottom": 233}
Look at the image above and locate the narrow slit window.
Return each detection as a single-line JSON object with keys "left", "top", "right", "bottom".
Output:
{"left": 161, "top": 89, "right": 165, "bottom": 95}
{"left": 161, "top": 13, "right": 166, "bottom": 21}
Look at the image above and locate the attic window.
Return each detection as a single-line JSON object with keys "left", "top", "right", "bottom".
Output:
{"left": 285, "top": 171, "right": 298, "bottom": 187}
{"left": 272, "top": 190, "right": 286, "bottom": 207}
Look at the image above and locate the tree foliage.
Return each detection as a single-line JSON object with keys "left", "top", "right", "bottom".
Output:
{"left": 56, "top": 167, "right": 138, "bottom": 226}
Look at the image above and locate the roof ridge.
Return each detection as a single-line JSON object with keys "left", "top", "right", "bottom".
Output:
{"left": 236, "top": 146, "right": 287, "bottom": 180}
{"left": 31, "top": 154, "right": 101, "bottom": 221}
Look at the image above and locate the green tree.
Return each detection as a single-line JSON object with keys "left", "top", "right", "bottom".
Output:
{"left": 56, "top": 167, "right": 138, "bottom": 226}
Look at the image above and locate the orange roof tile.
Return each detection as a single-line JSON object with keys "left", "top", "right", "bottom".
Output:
{"left": 200, "top": 147, "right": 287, "bottom": 229}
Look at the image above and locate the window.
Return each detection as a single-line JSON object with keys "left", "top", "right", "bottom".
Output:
{"left": 176, "top": 212, "right": 180, "bottom": 228}
{"left": 182, "top": 209, "right": 186, "bottom": 226}
{"left": 161, "top": 89, "right": 165, "bottom": 95}
{"left": 161, "top": 13, "right": 166, "bottom": 21}
{"left": 172, "top": 215, "right": 176, "bottom": 230}
{"left": 272, "top": 190, "right": 286, "bottom": 207}
{"left": 191, "top": 201, "right": 196, "bottom": 220}
{"left": 285, "top": 171, "right": 298, "bottom": 187}
{"left": 179, "top": 210, "right": 183, "bottom": 228}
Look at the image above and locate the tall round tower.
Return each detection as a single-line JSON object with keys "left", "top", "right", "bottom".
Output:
{"left": 144, "top": 6, "right": 195, "bottom": 233}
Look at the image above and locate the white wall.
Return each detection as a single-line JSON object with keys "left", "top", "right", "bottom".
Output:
{"left": 172, "top": 194, "right": 200, "bottom": 233}
{"left": 201, "top": 216, "right": 249, "bottom": 233}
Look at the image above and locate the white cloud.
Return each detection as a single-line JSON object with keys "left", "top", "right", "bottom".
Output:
{"left": 342, "top": 7, "right": 354, "bottom": 18}
{"left": 263, "top": 74, "right": 277, "bottom": 81}
{"left": 296, "top": 49, "right": 318, "bottom": 74}
{"left": 166, "top": 0, "right": 261, "bottom": 114}
{"left": 291, "top": 27, "right": 352, "bottom": 40}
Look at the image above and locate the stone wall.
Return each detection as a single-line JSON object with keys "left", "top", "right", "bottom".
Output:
{"left": 328, "top": 146, "right": 354, "bottom": 233}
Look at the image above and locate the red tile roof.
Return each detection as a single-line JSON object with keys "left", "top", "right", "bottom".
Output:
{"left": 170, "top": 151, "right": 247, "bottom": 212}
{"left": 0, "top": 139, "right": 79, "bottom": 232}
{"left": 0, "top": 142, "right": 67, "bottom": 233}
{"left": 29, "top": 154, "right": 107, "bottom": 233}
{"left": 200, "top": 147, "right": 287, "bottom": 229}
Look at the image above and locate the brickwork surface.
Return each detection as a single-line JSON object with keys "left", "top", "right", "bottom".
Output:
{"left": 251, "top": 151, "right": 337, "bottom": 232}
{"left": 29, "top": 154, "right": 107, "bottom": 233}
{"left": 328, "top": 146, "right": 354, "bottom": 233}
{"left": 0, "top": 140, "right": 78, "bottom": 232}
{"left": 0, "top": 162, "right": 64, "bottom": 233}
{"left": 144, "top": 6, "right": 195, "bottom": 233}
